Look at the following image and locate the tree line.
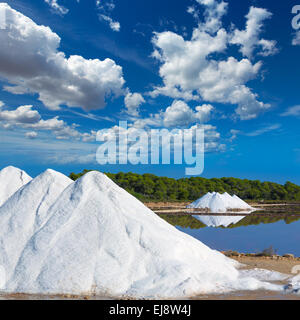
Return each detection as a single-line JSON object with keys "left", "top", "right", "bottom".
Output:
{"left": 69, "top": 170, "right": 300, "bottom": 202}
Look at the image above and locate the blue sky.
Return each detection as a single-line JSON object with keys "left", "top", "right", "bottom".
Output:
{"left": 0, "top": 0, "right": 299, "bottom": 184}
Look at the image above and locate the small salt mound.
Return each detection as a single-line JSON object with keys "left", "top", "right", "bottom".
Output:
{"left": 2, "top": 171, "right": 280, "bottom": 298}
{"left": 0, "top": 169, "right": 73, "bottom": 283}
{"left": 194, "top": 215, "right": 245, "bottom": 228}
{"left": 0, "top": 166, "right": 32, "bottom": 206}
{"left": 187, "top": 192, "right": 254, "bottom": 213}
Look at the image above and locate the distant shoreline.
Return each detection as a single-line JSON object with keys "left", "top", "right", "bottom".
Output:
{"left": 146, "top": 201, "right": 300, "bottom": 215}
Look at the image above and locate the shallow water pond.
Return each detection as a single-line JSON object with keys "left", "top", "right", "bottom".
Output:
{"left": 160, "top": 211, "right": 300, "bottom": 256}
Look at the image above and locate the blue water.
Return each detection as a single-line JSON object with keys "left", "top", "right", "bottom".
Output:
{"left": 177, "top": 219, "right": 300, "bottom": 256}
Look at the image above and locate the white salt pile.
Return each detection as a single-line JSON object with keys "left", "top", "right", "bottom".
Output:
{"left": 187, "top": 192, "right": 255, "bottom": 213}
{"left": 0, "top": 169, "right": 73, "bottom": 284}
{"left": 0, "top": 166, "right": 32, "bottom": 206}
{"left": 0, "top": 169, "right": 283, "bottom": 298}
{"left": 194, "top": 215, "right": 245, "bottom": 228}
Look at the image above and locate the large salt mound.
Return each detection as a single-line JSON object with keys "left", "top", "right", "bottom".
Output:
{"left": 187, "top": 192, "right": 254, "bottom": 213}
{"left": 0, "top": 169, "right": 73, "bottom": 283}
{"left": 194, "top": 215, "right": 245, "bottom": 228}
{"left": 0, "top": 166, "right": 32, "bottom": 206}
{"left": 1, "top": 171, "right": 280, "bottom": 298}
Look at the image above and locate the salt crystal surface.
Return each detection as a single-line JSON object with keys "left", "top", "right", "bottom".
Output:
{"left": 0, "top": 166, "right": 32, "bottom": 207}
{"left": 0, "top": 169, "right": 73, "bottom": 283}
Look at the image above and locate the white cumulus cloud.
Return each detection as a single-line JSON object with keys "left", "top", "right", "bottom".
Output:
{"left": 150, "top": 1, "right": 275, "bottom": 120}
{"left": 0, "top": 3, "right": 125, "bottom": 111}
{"left": 163, "top": 100, "right": 213, "bottom": 127}
{"left": 195, "top": 0, "right": 228, "bottom": 33}
{"left": 0, "top": 104, "right": 40, "bottom": 124}
{"left": 0, "top": 103, "right": 96, "bottom": 142}
{"left": 133, "top": 100, "right": 214, "bottom": 129}
{"left": 124, "top": 92, "right": 145, "bottom": 116}
{"left": 230, "top": 6, "right": 277, "bottom": 59}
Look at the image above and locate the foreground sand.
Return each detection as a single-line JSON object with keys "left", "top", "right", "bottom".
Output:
{"left": 232, "top": 255, "right": 300, "bottom": 275}
{"left": 193, "top": 291, "right": 300, "bottom": 300}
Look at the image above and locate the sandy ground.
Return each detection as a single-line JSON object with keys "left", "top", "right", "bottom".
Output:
{"left": 233, "top": 256, "right": 300, "bottom": 275}
{"left": 193, "top": 291, "right": 300, "bottom": 300}
{"left": 0, "top": 293, "right": 112, "bottom": 300}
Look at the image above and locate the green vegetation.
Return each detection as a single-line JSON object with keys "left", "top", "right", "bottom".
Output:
{"left": 69, "top": 170, "right": 300, "bottom": 202}
{"left": 256, "top": 246, "right": 277, "bottom": 257}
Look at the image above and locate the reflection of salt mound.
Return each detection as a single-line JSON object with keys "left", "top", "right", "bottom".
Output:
{"left": 0, "top": 169, "right": 73, "bottom": 283}
{"left": 187, "top": 192, "right": 254, "bottom": 213}
{"left": 0, "top": 170, "right": 278, "bottom": 297}
{"left": 194, "top": 215, "right": 245, "bottom": 228}
{"left": 0, "top": 166, "right": 32, "bottom": 206}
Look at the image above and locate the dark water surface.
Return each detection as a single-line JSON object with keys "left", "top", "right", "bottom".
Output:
{"left": 160, "top": 210, "right": 300, "bottom": 256}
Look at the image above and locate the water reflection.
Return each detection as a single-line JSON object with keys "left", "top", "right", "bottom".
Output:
{"left": 159, "top": 213, "right": 300, "bottom": 229}
{"left": 193, "top": 215, "right": 245, "bottom": 228}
